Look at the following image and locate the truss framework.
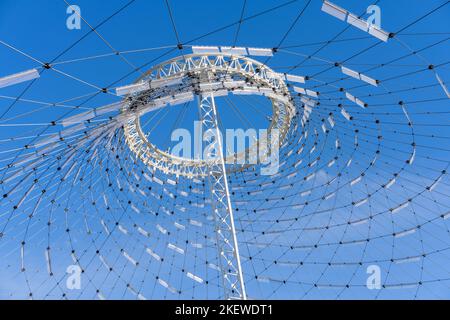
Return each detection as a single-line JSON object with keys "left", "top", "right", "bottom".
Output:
{"left": 123, "top": 53, "right": 294, "bottom": 178}
{"left": 199, "top": 92, "right": 247, "bottom": 300}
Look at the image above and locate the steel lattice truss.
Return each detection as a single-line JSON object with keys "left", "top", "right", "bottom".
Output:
{"left": 0, "top": 0, "right": 449, "bottom": 300}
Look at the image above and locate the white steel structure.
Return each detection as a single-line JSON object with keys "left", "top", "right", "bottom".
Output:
{"left": 199, "top": 93, "right": 246, "bottom": 300}
{"left": 122, "top": 53, "right": 295, "bottom": 178}
{"left": 118, "top": 53, "right": 295, "bottom": 299}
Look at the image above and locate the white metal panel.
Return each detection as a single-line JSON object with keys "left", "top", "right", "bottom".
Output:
{"left": 341, "top": 108, "right": 351, "bottom": 121}
{"left": 192, "top": 45, "right": 220, "bottom": 54}
{"left": 0, "top": 68, "right": 40, "bottom": 89}
{"left": 220, "top": 46, "right": 248, "bottom": 55}
{"left": 247, "top": 47, "right": 273, "bottom": 57}
{"left": 355, "top": 97, "right": 366, "bottom": 108}
{"left": 368, "top": 25, "right": 389, "bottom": 42}
{"left": 345, "top": 92, "right": 356, "bottom": 102}
{"left": 347, "top": 13, "right": 369, "bottom": 32}
{"left": 187, "top": 272, "right": 204, "bottom": 283}
{"left": 285, "top": 74, "right": 305, "bottom": 83}
{"left": 436, "top": 73, "right": 450, "bottom": 98}
{"left": 305, "top": 89, "right": 318, "bottom": 97}
{"left": 341, "top": 66, "right": 360, "bottom": 79}
{"left": 293, "top": 86, "right": 306, "bottom": 94}
{"left": 360, "top": 73, "right": 378, "bottom": 86}
{"left": 321, "top": 1, "right": 347, "bottom": 21}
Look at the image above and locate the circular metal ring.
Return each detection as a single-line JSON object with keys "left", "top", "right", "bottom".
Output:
{"left": 123, "top": 53, "right": 295, "bottom": 178}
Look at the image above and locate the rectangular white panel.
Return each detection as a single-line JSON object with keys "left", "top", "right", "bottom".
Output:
{"left": 395, "top": 256, "right": 421, "bottom": 264}
{"left": 156, "top": 224, "right": 167, "bottom": 234}
{"left": 45, "top": 249, "right": 52, "bottom": 275}
{"left": 174, "top": 222, "right": 185, "bottom": 230}
{"left": 115, "top": 82, "right": 149, "bottom": 96}
{"left": 325, "top": 192, "right": 336, "bottom": 200}
{"left": 208, "top": 263, "right": 220, "bottom": 271}
{"left": 354, "top": 198, "right": 368, "bottom": 207}
{"left": 351, "top": 176, "right": 362, "bottom": 186}
{"left": 395, "top": 228, "right": 416, "bottom": 238}
{"left": 341, "top": 66, "right": 360, "bottom": 79}
{"left": 100, "top": 220, "right": 110, "bottom": 235}
{"left": 436, "top": 73, "right": 450, "bottom": 98}
{"left": 368, "top": 25, "right": 389, "bottom": 42}
{"left": 293, "top": 86, "right": 306, "bottom": 94}
{"left": 429, "top": 176, "right": 442, "bottom": 192}
{"left": 305, "top": 89, "right": 318, "bottom": 97}
{"left": 360, "top": 73, "right": 378, "bottom": 86}
{"left": 0, "top": 68, "right": 40, "bottom": 89}
{"left": 341, "top": 108, "right": 351, "bottom": 121}
{"left": 385, "top": 178, "right": 396, "bottom": 189}
{"left": 346, "top": 159, "right": 352, "bottom": 167}
{"left": 328, "top": 115, "right": 335, "bottom": 127}
{"left": 220, "top": 46, "right": 248, "bottom": 55}
{"left": 286, "top": 74, "right": 305, "bottom": 83}
{"left": 118, "top": 224, "right": 128, "bottom": 235}
{"left": 192, "top": 45, "right": 220, "bottom": 54}
{"left": 187, "top": 272, "right": 204, "bottom": 283}
{"left": 391, "top": 202, "right": 409, "bottom": 214}
{"left": 321, "top": 1, "right": 347, "bottom": 21}
{"left": 137, "top": 226, "right": 149, "bottom": 237}
{"left": 247, "top": 47, "right": 273, "bottom": 56}
{"left": 409, "top": 148, "right": 416, "bottom": 165}
{"left": 190, "top": 219, "right": 202, "bottom": 227}
{"left": 146, "top": 248, "right": 161, "bottom": 261}
{"left": 179, "top": 190, "right": 188, "bottom": 197}
{"left": 168, "top": 243, "right": 184, "bottom": 255}
{"left": 355, "top": 97, "right": 366, "bottom": 108}
{"left": 345, "top": 92, "right": 356, "bottom": 102}
{"left": 123, "top": 251, "right": 137, "bottom": 266}
{"left": 153, "top": 176, "right": 163, "bottom": 185}
{"left": 347, "top": 13, "right": 369, "bottom": 32}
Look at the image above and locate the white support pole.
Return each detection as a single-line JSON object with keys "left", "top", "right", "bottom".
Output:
{"left": 198, "top": 92, "right": 247, "bottom": 300}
